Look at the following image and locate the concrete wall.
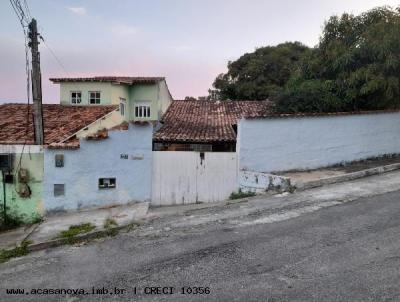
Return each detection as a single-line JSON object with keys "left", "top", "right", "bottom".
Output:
{"left": 43, "top": 124, "right": 153, "bottom": 212}
{"left": 75, "top": 110, "right": 123, "bottom": 140}
{"left": 129, "top": 84, "right": 158, "bottom": 121}
{"left": 238, "top": 112, "right": 400, "bottom": 173}
{"left": 239, "top": 170, "right": 292, "bottom": 193}
{"left": 0, "top": 145, "right": 44, "bottom": 223}
{"left": 111, "top": 84, "right": 130, "bottom": 105}
{"left": 157, "top": 80, "right": 173, "bottom": 119}
{"left": 152, "top": 151, "right": 238, "bottom": 205}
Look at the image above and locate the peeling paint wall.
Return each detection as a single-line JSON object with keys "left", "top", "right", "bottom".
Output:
{"left": 239, "top": 170, "right": 292, "bottom": 193}
{"left": 43, "top": 124, "right": 153, "bottom": 213}
{"left": 238, "top": 112, "right": 400, "bottom": 173}
{"left": 0, "top": 145, "right": 44, "bottom": 223}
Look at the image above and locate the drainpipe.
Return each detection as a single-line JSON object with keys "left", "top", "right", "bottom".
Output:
{"left": 1, "top": 170, "right": 6, "bottom": 226}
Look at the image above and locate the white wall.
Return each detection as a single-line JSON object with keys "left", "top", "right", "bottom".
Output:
{"left": 43, "top": 124, "right": 153, "bottom": 212}
{"left": 238, "top": 112, "right": 400, "bottom": 173}
{"left": 152, "top": 152, "right": 237, "bottom": 205}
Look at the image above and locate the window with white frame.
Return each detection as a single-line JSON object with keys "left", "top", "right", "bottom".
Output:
{"left": 134, "top": 102, "right": 151, "bottom": 118}
{"left": 119, "top": 98, "right": 126, "bottom": 116}
{"left": 89, "top": 91, "right": 101, "bottom": 104}
{"left": 71, "top": 91, "right": 82, "bottom": 104}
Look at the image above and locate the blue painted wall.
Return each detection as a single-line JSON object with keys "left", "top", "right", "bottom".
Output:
{"left": 43, "top": 124, "right": 153, "bottom": 212}
{"left": 238, "top": 112, "right": 400, "bottom": 173}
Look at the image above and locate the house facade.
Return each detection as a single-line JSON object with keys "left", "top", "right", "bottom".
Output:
{"left": 50, "top": 76, "right": 173, "bottom": 122}
{"left": 0, "top": 104, "right": 118, "bottom": 222}
{"left": 43, "top": 122, "right": 153, "bottom": 213}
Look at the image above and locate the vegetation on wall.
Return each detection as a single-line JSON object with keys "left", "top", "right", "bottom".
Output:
{"left": 212, "top": 6, "right": 400, "bottom": 113}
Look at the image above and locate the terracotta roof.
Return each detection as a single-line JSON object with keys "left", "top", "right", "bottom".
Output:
{"left": 49, "top": 76, "right": 164, "bottom": 84}
{"left": 154, "top": 100, "right": 272, "bottom": 143}
{"left": 0, "top": 104, "right": 117, "bottom": 146}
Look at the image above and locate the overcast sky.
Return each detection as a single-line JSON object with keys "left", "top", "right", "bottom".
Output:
{"left": 0, "top": 0, "right": 398, "bottom": 103}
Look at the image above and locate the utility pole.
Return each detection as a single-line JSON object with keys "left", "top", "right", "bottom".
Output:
{"left": 28, "top": 18, "right": 44, "bottom": 145}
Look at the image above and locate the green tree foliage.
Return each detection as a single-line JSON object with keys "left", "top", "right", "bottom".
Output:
{"left": 213, "top": 42, "right": 310, "bottom": 100}
{"left": 275, "top": 6, "right": 400, "bottom": 113}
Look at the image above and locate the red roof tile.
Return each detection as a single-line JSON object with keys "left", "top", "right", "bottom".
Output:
{"left": 49, "top": 76, "right": 164, "bottom": 84}
{"left": 0, "top": 104, "right": 116, "bottom": 146}
{"left": 154, "top": 100, "right": 272, "bottom": 143}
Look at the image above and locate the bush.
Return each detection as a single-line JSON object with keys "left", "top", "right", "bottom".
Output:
{"left": 0, "top": 207, "right": 26, "bottom": 232}
{"left": 229, "top": 189, "right": 256, "bottom": 200}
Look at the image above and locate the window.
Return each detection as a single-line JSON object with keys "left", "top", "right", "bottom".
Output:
{"left": 98, "top": 178, "right": 116, "bottom": 189}
{"left": 54, "top": 184, "right": 65, "bottom": 197}
{"left": 119, "top": 98, "right": 126, "bottom": 116}
{"left": 89, "top": 91, "right": 101, "bottom": 104}
{"left": 134, "top": 103, "right": 151, "bottom": 118}
{"left": 70, "top": 91, "right": 82, "bottom": 104}
{"left": 55, "top": 154, "right": 64, "bottom": 167}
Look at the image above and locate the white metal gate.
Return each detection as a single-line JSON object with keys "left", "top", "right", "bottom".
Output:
{"left": 151, "top": 151, "right": 238, "bottom": 205}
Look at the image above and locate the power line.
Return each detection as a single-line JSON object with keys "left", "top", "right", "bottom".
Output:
{"left": 22, "top": 0, "right": 32, "bottom": 20}
{"left": 9, "top": 0, "right": 32, "bottom": 175}
{"left": 39, "top": 35, "right": 70, "bottom": 77}
{"left": 9, "top": 0, "right": 29, "bottom": 27}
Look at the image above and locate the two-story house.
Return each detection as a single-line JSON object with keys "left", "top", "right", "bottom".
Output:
{"left": 49, "top": 76, "right": 173, "bottom": 122}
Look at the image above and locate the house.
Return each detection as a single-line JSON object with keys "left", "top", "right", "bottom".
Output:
{"left": 0, "top": 104, "right": 118, "bottom": 222}
{"left": 0, "top": 75, "right": 175, "bottom": 222}
{"left": 153, "top": 100, "right": 271, "bottom": 152}
{"left": 151, "top": 100, "right": 271, "bottom": 205}
{"left": 44, "top": 120, "right": 153, "bottom": 213}
{"left": 50, "top": 76, "right": 173, "bottom": 122}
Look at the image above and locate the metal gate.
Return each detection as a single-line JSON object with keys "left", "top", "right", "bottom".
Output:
{"left": 151, "top": 151, "right": 238, "bottom": 205}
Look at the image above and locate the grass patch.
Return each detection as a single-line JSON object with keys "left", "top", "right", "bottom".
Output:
{"left": 103, "top": 219, "right": 119, "bottom": 237}
{"left": 0, "top": 240, "right": 32, "bottom": 264}
{"left": 126, "top": 222, "right": 141, "bottom": 233}
{"left": 229, "top": 189, "right": 256, "bottom": 200}
{"left": 57, "top": 223, "right": 96, "bottom": 239}
{"left": 103, "top": 218, "right": 118, "bottom": 229}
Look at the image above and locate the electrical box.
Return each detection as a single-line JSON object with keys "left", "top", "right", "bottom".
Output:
{"left": 18, "top": 169, "right": 29, "bottom": 183}
{"left": 4, "top": 173, "right": 13, "bottom": 184}
{"left": 55, "top": 154, "right": 64, "bottom": 167}
{"left": 0, "top": 154, "right": 12, "bottom": 171}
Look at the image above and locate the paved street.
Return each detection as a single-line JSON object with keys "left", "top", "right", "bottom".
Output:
{"left": 2, "top": 173, "right": 400, "bottom": 301}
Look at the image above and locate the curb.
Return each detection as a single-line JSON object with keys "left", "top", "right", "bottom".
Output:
{"left": 5, "top": 163, "right": 400, "bottom": 256}
{"left": 294, "top": 162, "right": 400, "bottom": 191}
{"left": 26, "top": 223, "right": 139, "bottom": 253}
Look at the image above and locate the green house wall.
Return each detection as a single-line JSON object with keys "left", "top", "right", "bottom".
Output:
{"left": 0, "top": 151, "right": 44, "bottom": 224}
{"left": 57, "top": 80, "right": 172, "bottom": 122}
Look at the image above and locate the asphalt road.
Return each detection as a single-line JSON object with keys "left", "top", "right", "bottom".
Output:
{"left": 1, "top": 189, "right": 400, "bottom": 301}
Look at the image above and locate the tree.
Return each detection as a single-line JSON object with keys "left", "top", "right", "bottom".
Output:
{"left": 275, "top": 6, "right": 400, "bottom": 113}
{"left": 213, "top": 42, "right": 310, "bottom": 100}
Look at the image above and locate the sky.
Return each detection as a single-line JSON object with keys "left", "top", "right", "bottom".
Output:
{"left": 0, "top": 0, "right": 399, "bottom": 103}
